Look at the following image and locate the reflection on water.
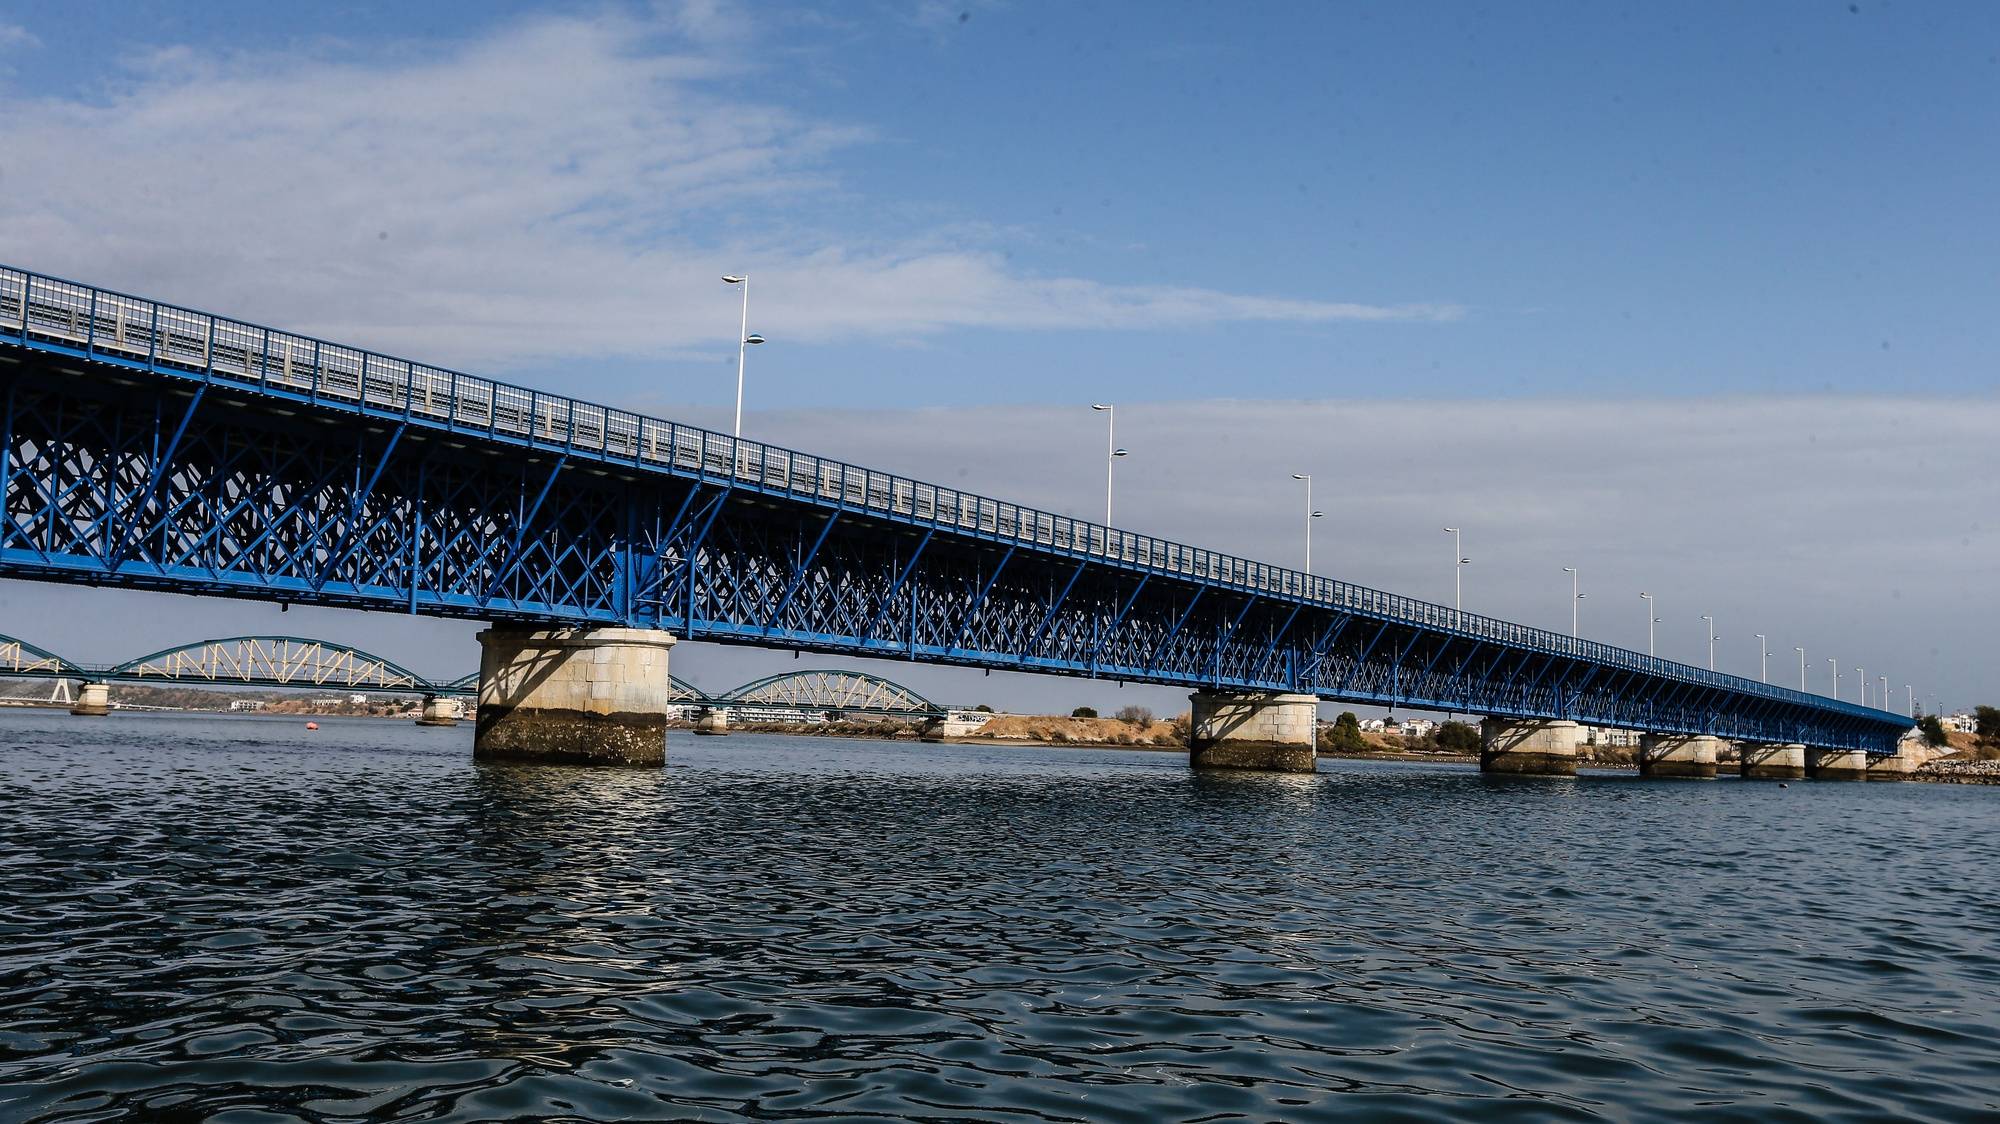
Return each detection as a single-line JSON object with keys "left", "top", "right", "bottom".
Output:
{"left": 1, "top": 710, "right": 1996, "bottom": 1121}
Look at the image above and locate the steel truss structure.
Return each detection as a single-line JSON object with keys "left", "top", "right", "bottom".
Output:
{"left": 0, "top": 265, "right": 1911, "bottom": 751}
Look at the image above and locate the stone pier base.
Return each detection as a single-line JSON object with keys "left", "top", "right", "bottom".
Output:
{"left": 1479, "top": 719, "right": 1580, "bottom": 776}
{"left": 1865, "top": 751, "right": 1914, "bottom": 781}
{"left": 474, "top": 627, "right": 677, "bottom": 766}
{"left": 693, "top": 708, "right": 730, "bottom": 736}
{"left": 69, "top": 681, "right": 109, "bottom": 717}
{"left": 1188, "top": 691, "right": 1318, "bottom": 772}
{"left": 1638, "top": 734, "right": 1724, "bottom": 779}
{"left": 1809, "top": 748, "right": 1870, "bottom": 781}
{"left": 414, "top": 695, "right": 459, "bottom": 727}
{"left": 1740, "top": 743, "right": 1807, "bottom": 780}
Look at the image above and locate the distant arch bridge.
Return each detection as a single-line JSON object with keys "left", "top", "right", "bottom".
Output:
{"left": 0, "top": 632, "right": 946, "bottom": 718}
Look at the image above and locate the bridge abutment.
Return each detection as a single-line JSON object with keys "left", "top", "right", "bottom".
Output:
{"left": 69, "top": 681, "right": 109, "bottom": 717}
{"left": 1479, "top": 718, "right": 1580, "bottom": 775}
{"left": 1740, "top": 743, "right": 1807, "bottom": 780}
{"left": 1638, "top": 734, "right": 1724, "bottom": 779}
{"left": 693, "top": 707, "right": 730, "bottom": 736}
{"left": 1187, "top": 691, "right": 1318, "bottom": 772}
{"left": 1808, "top": 748, "right": 1870, "bottom": 780}
{"left": 473, "top": 627, "right": 676, "bottom": 766}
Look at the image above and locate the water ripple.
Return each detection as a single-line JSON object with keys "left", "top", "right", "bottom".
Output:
{"left": 1, "top": 711, "right": 1996, "bottom": 1120}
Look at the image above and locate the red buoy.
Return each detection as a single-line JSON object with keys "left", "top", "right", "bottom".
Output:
{"left": 305, "top": 722, "right": 319, "bottom": 731}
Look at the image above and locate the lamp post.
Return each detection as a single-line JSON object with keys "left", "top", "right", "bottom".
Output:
{"left": 721, "top": 275, "right": 764, "bottom": 439}
{"left": 1856, "top": 667, "right": 1865, "bottom": 706}
{"left": 1640, "top": 593, "right": 1656, "bottom": 657}
{"left": 1444, "top": 527, "right": 1467, "bottom": 613}
{"left": 1828, "top": 657, "right": 1838, "bottom": 698}
{"left": 1879, "top": 675, "right": 1887, "bottom": 712}
{"left": 1755, "top": 634, "right": 1767, "bottom": 683}
{"left": 1701, "top": 615, "right": 1716, "bottom": 671}
{"left": 1088, "top": 404, "right": 1127, "bottom": 527}
{"left": 1795, "top": 647, "right": 1806, "bottom": 691}
{"left": 1289, "top": 474, "right": 1323, "bottom": 572}
{"left": 1906, "top": 684, "right": 1915, "bottom": 717}
{"left": 1561, "top": 567, "right": 1583, "bottom": 637}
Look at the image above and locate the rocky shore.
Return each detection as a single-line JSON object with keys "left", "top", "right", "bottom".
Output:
{"left": 1913, "top": 758, "right": 2000, "bottom": 785}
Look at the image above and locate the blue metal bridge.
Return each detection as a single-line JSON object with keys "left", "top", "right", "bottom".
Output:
{"left": 0, "top": 265, "right": 1912, "bottom": 751}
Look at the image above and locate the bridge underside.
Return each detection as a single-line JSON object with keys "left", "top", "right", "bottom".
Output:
{"left": 0, "top": 329, "right": 1907, "bottom": 756}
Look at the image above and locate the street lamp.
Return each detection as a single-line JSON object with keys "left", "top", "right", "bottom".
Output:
{"left": 721, "top": 275, "right": 764, "bottom": 439}
{"left": 1856, "top": 666, "right": 1865, "bottom": 706}
{"left": 1701, "top": 615, "right": 1716, "bottom": 671}
{"left": 1879, "top": 675, "right": 1887, "bottom": 712}
{"left": 1291, "top": 474, "right": 1323, "bottom": 572}
{"left": 1755, "top": 634, "right": 1767, "bottom": 683}
{"left": 1906, "top": 684, "right": 1915, "bottom": 717}
{"left": 1828, "top": 657, "right": 1838, "bottom": 698}
{"left": 1795, "top": 647, "right": 1806, "bottom": 691}
{"left": 1640, "top": 593, "right": 1656, "bottom": 657}
{"left": 1562, "top": 567, "right": 1583, "bottom": 637}
{"left": 1089, "top": 404, "right": 1128, "bottom": 526}
{"left": 1444, "top": 527, "right": 1468, "bottom": 613}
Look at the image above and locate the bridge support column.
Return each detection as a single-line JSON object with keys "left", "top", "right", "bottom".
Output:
{"left": 1188, "top": 691, "right": 1318, "bottom": 773}
{"left": 1865, "top": 751, "right": 1913, "bottom": 781}
{"left": 1638, "top": 734, "right": 1724, "bottom": 779}
{"left": 1808, "top": 748, "right": 1870, "bottom": 781}
{"left": 69, "top": 681, "right": 109, "bottom": 717}
{"left": 693, "top": 707, "right": 730, "bottom": 736}
{"left": 1740, "top": 743, "right": 1807, "bottom": 780}
{"left": 1479, "top": 719, "right": 1580, "bottom": 776}
{"left": 473, "top": 627, "right": 676, "bottom": 766}
{"left": 414, "top": 695, "right": 459, "bottom": 727}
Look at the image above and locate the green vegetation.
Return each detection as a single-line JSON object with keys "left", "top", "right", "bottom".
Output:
{"left": 1977, "top": 706, "right": 2000, "bottom": 741}
{"left": 1434, "top": 720, "right": 1481, "bottom": 753}
{"left": 1919, "top": 715, "right": 1950, "bottom": 747}
{"left": 973, "top": 704, "right": 993, "bottom": 713}
{"left": 1070, "top": 706, "right": 1098, "bottom": 719}
{"left": 1114, "top": 704, "right": 1154, "bottom": 726}
{"left": 1320, "top": 711, "right": 1367, "bottom": 752}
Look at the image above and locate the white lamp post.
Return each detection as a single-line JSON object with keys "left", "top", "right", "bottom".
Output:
{"left": 1856, "top": 666, "right": 1865, "bottom": 706}
{"left": 1879, "top": 675, "right": 1887, "bottom": 712}
{"left": 1443, "top": 527, "right": 1467, "bottom": 613}
{"left": 1755, "top": 634, "right": 1767, "bottom": 683}
{"left": 1291, "top": 474, "right": 1323, "bottom": 572}
{"left": 1795, "top": 647, "right": 1806, "bottom": 691}
{"left": 1089, "top": 404, "right": 1127, "bottom": 527}
{"left": 1562, "top": 567, "right": 1583, "bottom": 637}
{"left": 721, "top": 275, "right": 764, "bottom": 438}
{"left": 1701, "top": 615, "right": 1716, "bottom": 671}
{"left": 1828, "top": 657, "right": 1838, "bottom": 698}
{"left": 1640, "top": 592, "right": 1656, "bottom": 657}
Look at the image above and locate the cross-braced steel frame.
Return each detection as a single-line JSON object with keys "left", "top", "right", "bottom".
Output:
{"left": 0, "top": 265, "right": 1912, "bottom": 752}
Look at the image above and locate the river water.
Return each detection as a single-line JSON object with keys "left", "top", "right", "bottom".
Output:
{"left": 1, "top": 710, "right": 1995, "bottom": 1122}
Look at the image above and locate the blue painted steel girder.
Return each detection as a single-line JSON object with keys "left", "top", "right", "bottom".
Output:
{"left": 0, "top": 307, "right": 1911, "bottom": 753}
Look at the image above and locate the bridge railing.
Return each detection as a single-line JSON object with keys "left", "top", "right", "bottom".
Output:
{"left": 0, "top": 265, "right": 1897, "bottom": 725}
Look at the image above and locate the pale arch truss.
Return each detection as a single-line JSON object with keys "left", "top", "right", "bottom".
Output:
{"left": 722, "top": 669, "right": 940, "bottom": 716}
{"left": 109, "top": 636, "right": 431, "bottom": 692}
{"left": 0, "top": 633, "right": 79, "bottom": 677}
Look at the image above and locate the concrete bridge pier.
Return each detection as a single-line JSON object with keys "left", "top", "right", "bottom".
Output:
{"left": 1865, "top": 751, "right": 1913, "bottom": 781}
{"left": 1638, "top": 734, "right": 1724, "bottom": 779}
{"left": 473, "top": 627, "right": 677, "bottom": 766}
{"left": 69, "top": 681, "right": 110, "bottom": 717}
{"left": 1740, "top": 743, "right": 1807, "bottom": 780}
{"left": 1187, "top": 691, "right": 1318, "bottom": 772}
{"left": 414, "top": 694, "right": 458, "bottom": 727}
{"left": 693, "top": 707, "right": 730, "bottom": 736}
{"left": 1808, "top": 748, "right": 1870, "bottom": 781}
{"left": 1479, "top": 718, "right": 1580, "bottom": 775}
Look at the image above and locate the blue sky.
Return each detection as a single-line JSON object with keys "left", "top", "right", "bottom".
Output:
{"left": 0, "top": 1, "right": 1992, "bottom": 714}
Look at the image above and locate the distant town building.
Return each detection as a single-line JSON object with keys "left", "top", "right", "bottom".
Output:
{"left": 228, "top": 699, "right": 264, "bottom": 711}
{"left": 1945, "top": 713, "right": 1976, "bottom": 734}
{"left": 1359, "top": 718, "right": 1389, "bottom": 733}
{"left": 1586, "top": 727, "right": 1642, "bottom": 748}
{"left": 350, "top": 694, "right": 368, "bottom": 706}
{"left": 1397, "top": 718, "right": 1436, "bottom": 739}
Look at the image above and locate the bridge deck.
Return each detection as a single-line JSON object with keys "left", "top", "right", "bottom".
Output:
{"left": 0, "top": 264, "right": 1912, "bottom": 751}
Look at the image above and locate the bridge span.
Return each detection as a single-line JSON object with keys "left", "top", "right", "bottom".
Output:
{"left": 0, "top": 264, "right": 1913, "bottom": 775}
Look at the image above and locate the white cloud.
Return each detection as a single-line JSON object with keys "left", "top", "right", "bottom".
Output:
{"left": 0, "top": 24, "right": 38, "bottom": 50}
{"left": 0, "top": 12, "right": 1450, "bottom": 371}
